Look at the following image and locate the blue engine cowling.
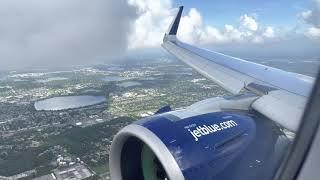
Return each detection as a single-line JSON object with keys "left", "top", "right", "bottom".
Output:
{"left": 110, "top": 110, "right": 290, "bottom": 180}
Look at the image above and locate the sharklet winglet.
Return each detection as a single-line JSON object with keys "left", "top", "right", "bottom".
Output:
{"left": 167, "top": 6, "right": 183, "bottom": 35}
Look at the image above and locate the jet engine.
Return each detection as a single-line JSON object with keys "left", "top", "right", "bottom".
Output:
{"left": 109, "top": 95, "right": 291, "bottom": 180}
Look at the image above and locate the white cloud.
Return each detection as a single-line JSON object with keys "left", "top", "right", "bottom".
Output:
{"left": 301, "top": 0, "right": 320, "bottom": 40}
{"left": 263, "top": 26, "right": 275, "bottom": 38}
{"left": 128, "top": 0, "right": 172, "bottom": 49}
{"left": 0, "top": 0, "right": 317, "bottom": 69}
{"left": 239, "top": 14, "right": 258, "bottom": 31}
{"left": 127, "top": 0, "right": 319, "bottom": 58}
{"left": 301, "top": 10, "right": 312, "bottom": 20}
{"left": 224, "top": 25, "right": 242, "bottom": 41}
{"left": 301, "top": 9, "right": 320, "bottom": 28}
{"left": 306, "top": 27, "right": 320, "bottom": 39}
{"left": 180, "top": 11, "right": 270, "bottom": 44}
{"left": 128, "top": 0, "right": 282, "bottom": 49}
{"left": 179, "top": 8, "right": 204, "bottom": 44}
{"left": 0, "top": 0, "right": 137, "bottom": 69}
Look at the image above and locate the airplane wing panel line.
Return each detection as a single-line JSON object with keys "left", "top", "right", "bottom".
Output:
{"left": 164, "top": 40, "right": 307, "bottom": 132}
{"left": 163, "top": 42, "right": 247, "bottom": 94}
{"left": 173, "top": 40, "right": 313, "bottom": 98}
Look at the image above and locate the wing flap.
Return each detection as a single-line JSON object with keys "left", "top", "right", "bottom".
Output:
{"left": 252, "top": 90, "right": 307, "bottom": 132}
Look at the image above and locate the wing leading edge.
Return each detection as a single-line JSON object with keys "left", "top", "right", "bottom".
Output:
{"left": 162, "top": 6, "right": 314, "bottom": 132}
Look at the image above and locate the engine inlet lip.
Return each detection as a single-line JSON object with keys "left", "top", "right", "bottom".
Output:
{"left": 109, "top": 124, "right": 185, "bottom": 180}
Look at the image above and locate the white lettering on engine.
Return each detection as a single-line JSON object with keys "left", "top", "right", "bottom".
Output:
{"left": 187, "top": 120, "right": 238, "bottom": 142}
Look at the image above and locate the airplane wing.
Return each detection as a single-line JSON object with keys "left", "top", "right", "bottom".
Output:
{"left": 162, "top": 6, "right": 314, "bottom": 132}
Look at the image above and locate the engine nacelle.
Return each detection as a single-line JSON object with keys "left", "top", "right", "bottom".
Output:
{"left": 110, "top": 96, "right": 290, "bottom": 180}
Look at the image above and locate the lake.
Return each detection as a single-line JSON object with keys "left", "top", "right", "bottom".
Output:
{"left": 37, "top": 77, "right": 68, "bottom": 83}
{"left": 34, "top": 95, "right": 106, "bottom": 111}
{"left": 118, "top": 81, "right": 142, "bottom": 87}
{"left": 103, "top": 76, "right": 127, "bottom": 81}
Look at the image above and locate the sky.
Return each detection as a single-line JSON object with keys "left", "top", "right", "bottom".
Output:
{"left": 173, "top": 0, "right": 310, "bottom": 28}
{"left": 0, "top": 0, "right": 319, "bottom": 69}
{"left": 129, "top": 0, "right": 320, "bottom": 49}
